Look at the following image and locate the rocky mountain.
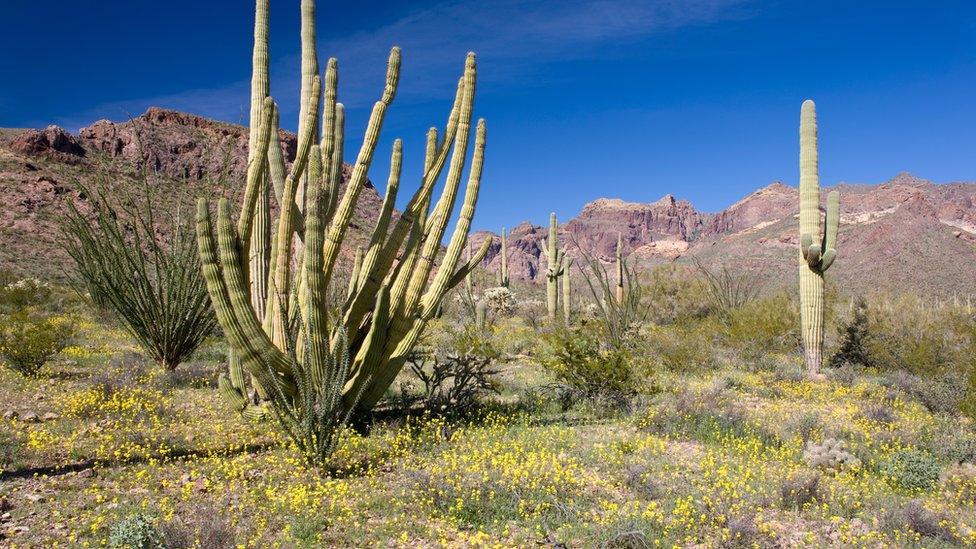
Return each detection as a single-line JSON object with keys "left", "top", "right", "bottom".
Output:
{"left": 2, "top": 109, "right": 974, "bottom": 298}
{"left": 474, "top": 173, "right": 976, "bottom": 298}
{"left": 0, "top": 109, "right": 383, "bottom": 280}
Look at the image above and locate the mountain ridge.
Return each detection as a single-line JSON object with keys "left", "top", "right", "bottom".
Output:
{"left": 2, "top": 109, "right": 974, "bottom": 297}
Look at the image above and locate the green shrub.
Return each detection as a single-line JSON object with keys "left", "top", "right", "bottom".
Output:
{"left": 720, "top": 293, "right": 799, "bottom": 360}
{"left": 643, "top": 265, "right": 712, "bottom": 324}
{"left": 879, "top": 449, "right": 941, "bottom": 492}
{"left": 0, "top": 309, "right": 73, "bottom": 376}
{"left": 643, "top": 319, "right": 718, "bottom": 372}
{"left": 829, "top": 296, "right": 872, "bottom": 368}
{"left": 542, "top": 325, "right": 643, "bottom": 404}
{"left": 0, "top": 276, "right": 54, "bottom": 313}
{"left": 108, "top": 513, "right": 164, "bottom": 549}
{"left": 866, "top": 296, "right": 974, "bottom": 377}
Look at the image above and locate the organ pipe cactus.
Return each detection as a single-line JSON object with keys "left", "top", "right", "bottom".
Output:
{"left": 200, "top": 0, "right": 490, "bottom": 420}
{"left": 798, "top": 100, "right": 840, "bottom": 377}
{"left": 541, "top": 213, "right": 565, "bottom": 321}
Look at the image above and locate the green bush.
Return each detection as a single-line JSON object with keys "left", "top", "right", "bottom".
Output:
{"left": 879, "top": 449, "right": 941, "bottom": 492}
{"left": 542, "top": 325, "right": 643, "bottom": 404}
{"left": 720, "top": 293, "right": 800, "bottom": 359}
{"left": 108, "top": 513, "right": 164, "bottom": 549}
{"left": 643, "top": 319, "right": 718, "bottom": 372}
{"left": 0, "top": 276, "right": 54, "bottom": 313}
{"left": 0, "top": 309, "right": 73, "bottom": 376}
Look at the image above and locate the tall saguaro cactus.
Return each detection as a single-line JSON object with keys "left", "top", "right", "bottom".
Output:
{"left": 798, "top": 99, "right": 840, "bottom": 377}
{"left": 199, "top": 0, "right": 490, "bottom": 421}
{"left": 541, "top": 213, "right": 565, "bottom": 321}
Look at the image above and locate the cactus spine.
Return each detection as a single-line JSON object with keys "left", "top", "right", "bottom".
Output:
{"left": 615, "top": 234, "right": 625, "bottom": 304}
{"left": 798, "top": 100, "right": 840, "bottom": 377}
{"left": 541, "top": 213, "right": 565, "bottom": 321}
{"left": 201, "top": 0, "right": 490, "bottom": 419}
{"left": 500, "top": 228, "right": 509, "bottom": 287}
{"left": 562, "top": 256, "right": 573, "bottom": 324}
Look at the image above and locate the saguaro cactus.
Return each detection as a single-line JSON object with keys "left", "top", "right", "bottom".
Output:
{"left": 499, "top": 228, "right": 510, "bottom": 288}
{"left": 200, "top": 0, "right": 490, "bottom": 420}
{"left": 798, "top": 99, "right": 840, "bottom": 377}
{"left": 562, "top": 255, "right": 573, "bottom": 324}
{"left": 541, "top": 213, "right": 565, "bottom": 321}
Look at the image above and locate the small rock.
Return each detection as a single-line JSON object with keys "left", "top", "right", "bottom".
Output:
{"left": 953, "top": 231, "right": 963, "bottom": 238}
{"left": 193, "top": 477, "right": 208, "bottom": 493}
{"left": 0, "top": 512, "right": 11, "bottom": 521}
{"left": 25, "top": 494, "right": 46, "bottom": 504}
{"left": 20, "top": 411, "right": 39, "bottom": 423}
{"left": 76, "top": 469, "right": 95, "bottom": 479}
{"left": 2, "top": 410, "right": 17, "bottom": 420}
{"left": 41, "top": 412, "right": 59, "bottom": 422}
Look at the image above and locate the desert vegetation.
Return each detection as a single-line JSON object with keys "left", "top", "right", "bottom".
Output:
{"left": 1, "top": 0, "right": 975, "bottom": 547}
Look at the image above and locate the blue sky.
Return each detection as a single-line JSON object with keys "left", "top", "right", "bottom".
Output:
{"left": 2, "top": 0, "right": 974, "bottom": 231}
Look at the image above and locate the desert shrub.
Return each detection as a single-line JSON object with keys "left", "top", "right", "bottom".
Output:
{"left": 940, "top": 463, "right": 976, "bottom": 504}
{"left": 623, "top": 463, "right": 663, "bottom": 500}
{"left": 828, "top": 296, "right": 872, "bottom": 368}
{"left": 0, "top": 309, "right": 73, "bottom": 376}
{"left": 784, "top": 411, "right": 822, "bottom": 442}
{"left": 642, "top": 319, "right": 718, "bottom": 372}
{"left": 0, "top": 277, "right": 54, "bottom": 313}
{"left": 883, "top": 370, "right": 968, "bottom": 415}
{"left": 61, "top": 181, "right": 217, "bottom": 370}
{"left": 889, "top": 499, "right": 958, "bottom": 543}
{"left": 802, "top": 438, "right": 862, "bottom": 473}
{"left": 693, "top": 258, "right": 762, "bottom": 313}
{"left": 542, "top": 325, "right": 643, "bottom": 405}
{"left": 720, "top": 293, "right": 800, "bottom": 360}
{"left": 108, "top": 512, "right": 164, "bottom": 549}
{"left": 866, "top": 295, "right": 975, "bottom": 377}
{"left": 159, "top": 501, "right": 237, "bottom": 549}
{"left": 406, "top": 351, "right": 500, "bottom": 414}
{"left": 879, "top": 449, "right": 941, "bottom": 491}
{"left": 779, "top": 471, "right": 823, "bottom": 510}
{"left": 643, "top": 264, "right": 712, "bottom": 323}
{"left": 578, "top": 248, "right": 648, "bottom": 350}
{"left": 637, "top": 385, "right": 774, "bottom": 444}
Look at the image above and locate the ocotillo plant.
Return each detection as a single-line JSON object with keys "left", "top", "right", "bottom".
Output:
{"left": 500, "top": 228, "right": 510, "bottom": 288}
{"left": 541, "top": 213, "right": 565, "bottom": 321}
{"left": 798, "top": 99, "right": 840, "bottom": 377}
{"left": 562, "top": 255, "right": 573, "bottom": 324}
{"left": 615, "top": 234, "right": 625, "bottom": 304}
{"left": 197, "top": 0, "right": 491, "bottom": 438}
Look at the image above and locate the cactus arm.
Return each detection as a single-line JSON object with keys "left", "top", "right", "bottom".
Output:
{"left": 197, "top": 199, "right": 294, "bottom": 394}
{"left": 247, "top": 0, "right": 270, "bottom": 163}
{"left": 821, "top": 190, "right": 840, "bottom": 271}
{"left": 237, "top": 97, "right": 275, "bottom": 246}
{"left": 321, "top": 48, "right": 401, "bottom": 286}
{"left": 449, "top": 238, "right": 491, "bottom": 291}
{"left": 302, "top": 144, "right": 330, "bottom": 386}
{"left": 357, "top": 139, "right": 402, "bottom": 292}
{"left": 805, "top": 244, "right": 822, "bottom": 269}
{"left": 355, "top": 117, "right": 486, "bottom": 412}
{"left": 342, "top": 77, "right": 465, "bottom": 334}
{"left": 347, "top": 246, "right": 364, "bottom": 299}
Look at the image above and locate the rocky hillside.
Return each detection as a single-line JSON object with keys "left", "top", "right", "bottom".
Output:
{"left": 2, "top": 110, "right": 974, "bottom": 297}
{"left": 0, "top": 109, "right": 383, "bottom": 281}
{"left": 474, "top": 173, "right": 976, "bottom": 298}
